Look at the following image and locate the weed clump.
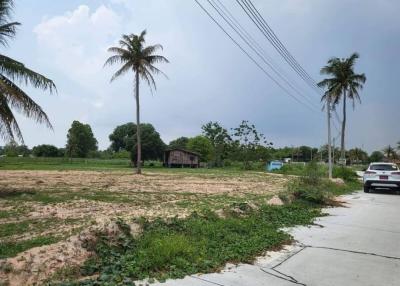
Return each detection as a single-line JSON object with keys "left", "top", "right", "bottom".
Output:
{"left": 285, "top": 161, "right": 333, "bottom": 205}
{"left": 333, "top": 166, "right": 358, "bottom": 182}
{"left": 54, "top": 203, "right": 321, "bottom": 285}
{"left": 283, "top": 161, "right": 360, "bottom": 205}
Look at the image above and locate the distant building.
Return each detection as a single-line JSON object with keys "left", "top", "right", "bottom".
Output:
{"left": 266, "top": 160, "right": 284, "bottom": 171}
{"left": 164, "top": 149, "right": 200, "bottom": 168}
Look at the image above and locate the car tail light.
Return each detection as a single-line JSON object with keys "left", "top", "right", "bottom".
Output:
{"left": 364, "top": 171, "right": 376, "bottom": 175}
{"left": 392, "top": 172, "right": 400, "bottom": 175}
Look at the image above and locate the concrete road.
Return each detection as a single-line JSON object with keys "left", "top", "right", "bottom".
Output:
{"left": 151, "top": 191, "right": 400, "bottom": 286}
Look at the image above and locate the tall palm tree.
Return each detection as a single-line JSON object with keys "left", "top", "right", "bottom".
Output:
{"left": 104, "top": 30, "right": 168, "bottom": 174}
{"left": 317, "top": 53, "right": 366, "bottom": 162}
{"left": 0, "top": 0, "right": 56, "bottom": 142}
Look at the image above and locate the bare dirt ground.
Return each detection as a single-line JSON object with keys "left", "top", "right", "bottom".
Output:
{"left": 0, "top": 169, "right": 288, "bottom": 285}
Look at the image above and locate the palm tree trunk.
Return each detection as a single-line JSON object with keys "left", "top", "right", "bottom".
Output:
{"left": 340, "top": 89, "right": 347, "bottom": 162}
{"left": 135, "top": 71, "right": 142, "bottom": 174}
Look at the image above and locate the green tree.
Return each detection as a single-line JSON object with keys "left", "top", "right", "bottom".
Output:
{"left": 104, "top": 30, "right": 168, "bottom": 174}
{"left": 347, "top": 148, "right": 368, "bottom": 164}
{"left": 369, "top": 151, "right": 384, "bottom": 163}
{"left": 318, "top": 53, "right": 366, "bottom": 161}
{"left": 201, "top": 121, "right": 231, "bottom": 167}
{"left": 0, "top": 0, "right": 56, "bottom": 142}
{"left": 32, "top": 144, "right": 61, "bottom": 157}
{"left": 383, "top": 145, "right": 397, "bottom": 160}
{"left": 298, "top": 146, "right": 315, "bottom": 162}
{"left": 66, "top": 121, "right": 98, "bottom": 158}
{"left": 231, "top": 120, "right": 272, "bottom": 169}
{"left": 109, "top": 123, "right": 135, "bottom": 152}
{"left": 125, "top": 123, "right": 165, "bottom": 164}
{"left": 3, "top": 141, "right": 29, "bottom": 157}
{"left": 168, "top": 137, "right": 189, "bottom": 150}
{"left": 187, "top": 136, "right": 213, "bottom": 162}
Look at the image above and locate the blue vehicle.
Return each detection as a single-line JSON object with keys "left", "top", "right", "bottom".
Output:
{"left": 266, "top": 160, "right": 283, "bottom": 171}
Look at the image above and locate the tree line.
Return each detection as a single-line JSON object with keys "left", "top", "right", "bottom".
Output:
{"left": 1, "top": 119, "right": 398, "bottom": 169}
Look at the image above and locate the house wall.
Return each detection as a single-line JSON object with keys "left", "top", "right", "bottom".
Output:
{"left": 168, "top": 150, "right": 199, "bottom": 166}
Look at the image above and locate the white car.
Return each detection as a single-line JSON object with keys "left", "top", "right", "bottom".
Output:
{"left": 363, "top": 162, "right": 400, "bottom": 193}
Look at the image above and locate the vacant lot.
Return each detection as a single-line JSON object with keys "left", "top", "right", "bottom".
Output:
{"left": 0, "top": 168, "right": 288, "bottom": 285}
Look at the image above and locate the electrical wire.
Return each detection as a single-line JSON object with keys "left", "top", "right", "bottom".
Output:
{"left": 206, "top": 0, "right": 320, "bottom": 111}
{"left": 237, "top": 0, "right": 320, "bottom": 92}
{"left": 193, "top": 0, "right": 318, "bottom": 111}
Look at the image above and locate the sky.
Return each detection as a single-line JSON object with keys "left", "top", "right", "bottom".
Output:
{"left": 2, "top": 0, "right": 399, "bottom": 153}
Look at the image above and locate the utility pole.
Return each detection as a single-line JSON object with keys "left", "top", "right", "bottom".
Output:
{"left": 332, "top": 137, "right": 335, "bottom": 165}
{"left": 327, "top": 97, "right": 333, "bottom": 179}
{"left": 291, "top": 145, "right": 294, "bottom": 163}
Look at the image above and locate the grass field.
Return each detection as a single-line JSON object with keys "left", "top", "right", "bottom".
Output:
{"left": 0, "top": 158, "right": 360, "bottom": 285}
{"left": 0, "top": 157, "right": 133, "bottom": 171}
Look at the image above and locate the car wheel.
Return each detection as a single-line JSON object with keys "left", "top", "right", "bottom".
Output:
{"left": 364, "top": 185, "right": 370, "bottom": 193}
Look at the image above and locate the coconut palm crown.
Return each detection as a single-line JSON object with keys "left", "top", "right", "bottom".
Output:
{"left": 104, "top": 30, "right": 168, "bottom": 174}
{"left": 317, "top": 52, "right": 366, "bottom": 161}
{"left": 0, "top": 0, "right": 56, "bottom": 142}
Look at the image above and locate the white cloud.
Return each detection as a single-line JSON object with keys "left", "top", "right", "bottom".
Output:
{"left": 33, "top": 4, "right": 124, "bottom": 120}
{"left": 34, "top": 5, "right": 121, "bottom": 82}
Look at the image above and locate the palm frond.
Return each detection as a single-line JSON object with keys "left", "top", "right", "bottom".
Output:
{"left": 0, "top": 0, "right": 14, "bottom": 21}
{"left": 140, "top": 68, "right": 156, "bottom": 93}
{"left": 142, "top": 44, "right": 163, "bottom": 57}
{"left": 0, "top": 94, "right": 22, "bottom": 142}
{"left": 145, "top": 54, "right": 169, "bottom": 65}
{"left": 142, "top": 61, "right": 168, "bottom": 79}
{"left": 110, "top": 61, "right": 132, "bottom": 82}
{"left": 0, "top": 55, "right": 56, "bottom": 92}
{"left": 346, "top": 52, "right": 360, "bottom": 67}
{"left": 0, "top": 21, "right": 19, "bottom": 46}
{"left": 104, "top": 54, "right": 125, "bottom": 68}
{"left": 0, "top": 74, "right": 52, "bottom": 129}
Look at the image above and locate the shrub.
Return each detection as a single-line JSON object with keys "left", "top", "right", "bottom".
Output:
{"left": 286, "top": 161, "right": 332, "bottom": 205}
{"left": 272, "top": 163, "right": 307, "bottom": 176}
{"left": 333, "top": 166, "right": 358, "bottom": 182}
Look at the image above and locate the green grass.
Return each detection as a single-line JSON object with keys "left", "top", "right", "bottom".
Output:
{"left": 53, "top": 202, "right": 322, "bottom": 285}
{"left": 0, "top": 157, "right": 266, "bottom": 175}
{"left": 0, "top": 236, "right": 61, "bottom": 258}
{"left": 0, "top": 157, "right": 132, "bottom": 171}
{"left": 272, "top": 163, "right": 359, "bottom": 182}
{"left": 0, "top": 217, "right": 83, "bottom": 259}
{"left": 0, "top": 217, "right": 80, "bottom": 238}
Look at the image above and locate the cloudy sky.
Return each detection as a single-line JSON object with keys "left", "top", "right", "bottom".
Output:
{"left": 2, "top": 0, "right": 399, "bottom": 152}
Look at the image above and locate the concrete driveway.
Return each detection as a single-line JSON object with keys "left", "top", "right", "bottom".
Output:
{"left": 152, "top": 191, "right": 400, "bottom": 286}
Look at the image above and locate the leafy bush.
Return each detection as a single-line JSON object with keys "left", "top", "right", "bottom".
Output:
{"left": 333, "top": 166, "right": 358, "bottom": 182}
{"left": 284, "top": 162, "right": 361, "bottom": 205}
{"left": 286, "top": 161, "right": 332, "bottom": 205}
{"left": 288, "top": 180, "right": 332, "bottom": 205}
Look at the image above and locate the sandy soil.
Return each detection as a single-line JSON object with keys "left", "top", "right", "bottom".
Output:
{"left": 0, "top": 170, "right": 287, "bottom": 195}
{"left": 0, "top": 169, "right": 289, "bottom": 285}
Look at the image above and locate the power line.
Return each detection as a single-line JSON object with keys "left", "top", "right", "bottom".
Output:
{"left": 237, "top": 0, "right": 343, "bottom": 130}
{"left": 213, "top": 0, "right": 312, "bottom": 100}
{"left": 235, "top": 0, "right": 321, "bottom": 94}
{"left": 206, "top": 0, "right": 320, "bottom": 111}
{"left": 193, "top": 0, "right": 318, "bottom": 112}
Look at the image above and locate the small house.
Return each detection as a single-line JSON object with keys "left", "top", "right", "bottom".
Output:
{"left": 164, "top": 149, "right": 200, "bottom": 168}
